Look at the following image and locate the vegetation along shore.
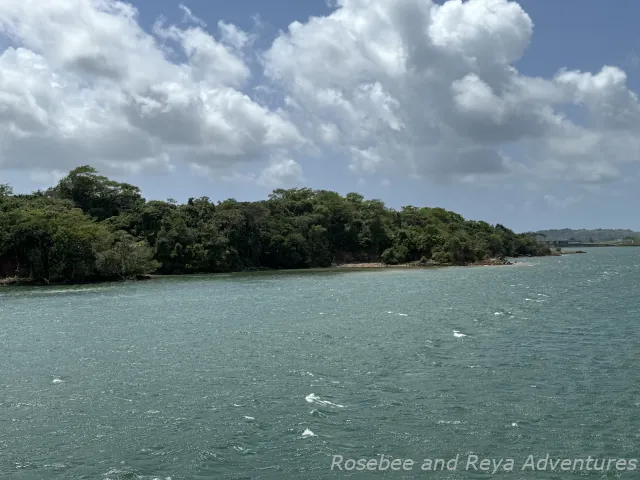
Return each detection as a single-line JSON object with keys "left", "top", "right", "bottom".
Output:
{"left": 0, "top": 166, "right": 553, "bottom": 286}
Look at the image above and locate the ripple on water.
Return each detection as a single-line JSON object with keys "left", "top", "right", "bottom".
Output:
{"left": 0, "top": 248, "right": 639, "bottom": 478}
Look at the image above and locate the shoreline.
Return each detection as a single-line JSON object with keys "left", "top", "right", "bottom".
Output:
{"left": 0, "top": 255, "right": 558, "bottom": 287}
{"left": 333, "top": 257, "right": 515, "bottom": 269}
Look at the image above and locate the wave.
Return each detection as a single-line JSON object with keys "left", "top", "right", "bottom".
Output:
{"left": 305, "top": 393, "right": 344, "bottom": 408}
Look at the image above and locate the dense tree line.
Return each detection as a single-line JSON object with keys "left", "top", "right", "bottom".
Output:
{"left": 0, "top": 166, "right": 550, "bottom": 284}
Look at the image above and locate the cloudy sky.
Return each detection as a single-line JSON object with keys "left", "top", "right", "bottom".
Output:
{"left": 0, "top": 0, "right": 639, "bottom": 232}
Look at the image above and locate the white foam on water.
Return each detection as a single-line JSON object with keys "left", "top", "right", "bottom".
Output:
{"left": 453, "top": 330, "right": 467, "bottom": 338}
{"left": 397, "top": 313, "right": 408, "bottom": 316}
{"left": 244, "top": 416, "right": 255, "bottom": 420}
{"left": 302, "top": 428, "right": 316, "bottom": 437}
{"left": 511, "top": 422, "right": 518, "bottom": 427}
{"left": 305, "top": 393, "right": 344, "bottom": 408}
{"left": 38, "top": 287, "right": 112, "bottom": 295}
{"left": 494, "top": 312, "right": 504, "bottom": 316}
{"left": 51, "top": 378, "right": 64, "bottom": 384}
{"left": 437, "top": 420, "right": 462, "bottom": 425}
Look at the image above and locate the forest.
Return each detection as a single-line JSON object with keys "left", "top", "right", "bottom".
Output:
{"left": 0, "top": 166, "right": 551, "bottom": 284}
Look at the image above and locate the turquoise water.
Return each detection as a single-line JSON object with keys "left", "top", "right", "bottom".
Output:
{"left": 1, "top": 248, "right": 639, "bottom": 479}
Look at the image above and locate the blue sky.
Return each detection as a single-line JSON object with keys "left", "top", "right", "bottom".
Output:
{"left": 0, "top": 0, "right": 639, "bottom": 232}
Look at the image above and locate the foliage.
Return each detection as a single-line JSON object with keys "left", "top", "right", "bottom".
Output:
{"left": 95, "top": 232, "right": 161, "bottom": 280}
{"left": 0, "top": 166, "right": 551, "bottom": 283}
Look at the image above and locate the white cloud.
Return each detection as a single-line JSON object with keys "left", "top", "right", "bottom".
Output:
{"left": 218, "top": 21, "right": 256, "bottom": 50}
{"left": 0, "top": 0, "right": 304, "bottom": 179}
{"left": 0, "top": 0, "right": 638, "bottom": 192}
{"left": 264, "top": 0, "right": 640, "bottom": 183}
{"left": 189, "top": 155, "right": 304, "bottom": 189}
{"left": 179, "top": 4, "right": 206, "bottom": 28}
{"left": 257, "top": 157, "right": 305, "bottom": 188}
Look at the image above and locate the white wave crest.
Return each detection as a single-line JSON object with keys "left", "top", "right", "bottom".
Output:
{"left": 305, "top": 393, "right": 344, "bottom": 408}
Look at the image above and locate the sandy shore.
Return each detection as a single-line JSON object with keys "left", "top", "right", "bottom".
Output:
{"left": 334, "top": 257, "right": 515, "bottom": 269}
{"left": 334, "top": 262, "right": 411, "bottom": 268}
{"left": 1, "top": 255, "right": 559, "bottom": 286}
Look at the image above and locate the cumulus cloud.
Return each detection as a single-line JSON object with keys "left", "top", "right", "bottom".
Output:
{"left": 257, "top": 157, "right": 305, "bottom": 187}
{"left": 0, "top": 0, "right": 303, "bottom": 178}
{"left": 0, "top": 0, "right": 638, "bottom": 190}
{"left": 264, "top": 0, "right": 640, "bottom": 183}
{"left": 190, "top": 156, "right": 304, "bottom": 188}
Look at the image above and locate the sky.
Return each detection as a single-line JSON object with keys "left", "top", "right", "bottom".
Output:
{"left": 0, "top": 0, "right": 639, "bottom": 232}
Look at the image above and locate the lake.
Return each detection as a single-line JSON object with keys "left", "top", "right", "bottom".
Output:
{"left": 1, "top": 247, "right": 639, "bottom": 479}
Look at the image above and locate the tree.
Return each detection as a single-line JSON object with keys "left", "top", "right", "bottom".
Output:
{"left": 50, "top": 165, "right": 144, "bottom": 221}
{"left": 0, "top": 166, "right": 552, "bottom": 283}
{"left": 96, "top": 232, "right": 159, "bottom": 280}
{"left": 0, "top": 184, "right": 13, "bottom": 197}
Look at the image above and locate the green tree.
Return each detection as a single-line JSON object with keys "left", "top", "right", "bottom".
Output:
{"left": 51, "top": 165, "right": 144, "bottom": 221}
{"left": 0, "top": 166, "right": 552, "bottom": 283}
{"left": 96, "top": 232, "right": 159, "bottom": 280}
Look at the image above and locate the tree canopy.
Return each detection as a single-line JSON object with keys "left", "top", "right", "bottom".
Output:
{"left": 0, "top": 166, "right": 550, "bottom": 284}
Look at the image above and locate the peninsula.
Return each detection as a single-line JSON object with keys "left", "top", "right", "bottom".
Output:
{"left": 0, "top": 166, "right": 551, "bottom": 285}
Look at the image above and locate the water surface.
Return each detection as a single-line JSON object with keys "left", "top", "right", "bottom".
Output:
{"left": 1, "top": 248, "right": 639, "bottom": 479}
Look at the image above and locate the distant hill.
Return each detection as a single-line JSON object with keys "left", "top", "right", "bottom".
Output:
{"left": 531, "top": 229, "right": 640, "bottom": 243}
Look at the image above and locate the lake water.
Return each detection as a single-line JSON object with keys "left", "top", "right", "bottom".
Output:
{"left": 1, "top": 247, "right": 639, "bottom": 479}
